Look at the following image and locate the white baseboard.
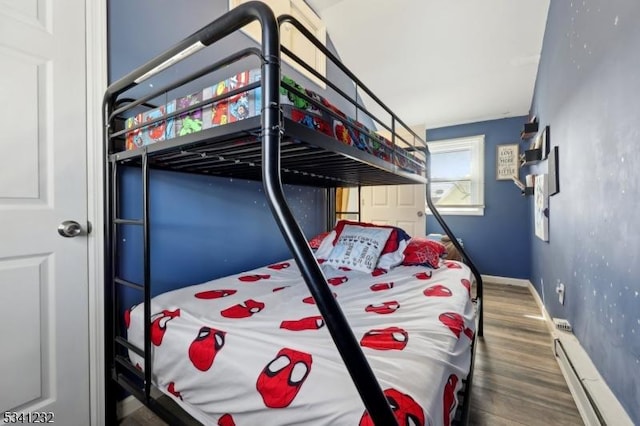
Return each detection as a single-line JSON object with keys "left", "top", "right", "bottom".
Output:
{"left": 553, "top": 330, "right": 634, "bottom": 425}
{"left": 480, "top": 274, "right": 530, "bottom": 287}
{"left": 518, "top": 279, "right": 634, "bottom": 426}
{"left": 117, "top": 395, "right": 143, "bottom": 420}
{"left": 525, "top": 278, "right": 555, "bottom": 335}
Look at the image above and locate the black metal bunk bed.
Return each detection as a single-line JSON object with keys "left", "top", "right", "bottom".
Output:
{"left": 103, "top": 2, "right": 483, "bottom": 425}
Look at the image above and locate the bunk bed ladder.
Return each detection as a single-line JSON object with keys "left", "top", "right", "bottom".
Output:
{"left": 333, "top": 186, "right": 361, "bottom": 223}
{"left": 110, "top": 152, "right": 152, "bottom": 403}
{"left": 108, "top": 153, "right": 191, "bottom": 425}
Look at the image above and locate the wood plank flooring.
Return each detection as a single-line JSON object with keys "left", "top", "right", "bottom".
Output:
{"left": 121, "top": 282, "right": 583, "bottom": 425}
{"left": 470, "top": 282, "right": 583, "bottom": 426}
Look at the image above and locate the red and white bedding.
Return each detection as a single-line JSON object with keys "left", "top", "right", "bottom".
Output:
{"left": 125, "top": 259, "right": 475, "bottom": 426}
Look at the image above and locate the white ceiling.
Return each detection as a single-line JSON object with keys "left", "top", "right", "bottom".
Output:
{"left": 306, "top": 0, "right": 550, "bottom": 130}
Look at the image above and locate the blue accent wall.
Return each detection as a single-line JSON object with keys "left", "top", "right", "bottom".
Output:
{"left": 426, "top": 117, "right": 531, "bottom": 279}
{"left": 118, "top": 168, "right": 326, "bottom": 300}
{"left": 530, "top": 1, "right": 640, "bottom": 421}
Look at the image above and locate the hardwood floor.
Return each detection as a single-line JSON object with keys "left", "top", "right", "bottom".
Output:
{"left": 121, "top": 282, "right": 583, "bottom": 425}
{"left": 120, "top": 407, "right": 168, "bottom": 426}
{"left": 469, "top": 282, "right": 583, "bottom": 426}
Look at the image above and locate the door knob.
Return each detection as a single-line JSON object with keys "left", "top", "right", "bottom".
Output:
{"left": 417, "top": 210, "right": 424, "bottom": 217}
{"left": 58, "top": 220, "right": 82, "bottom": 238}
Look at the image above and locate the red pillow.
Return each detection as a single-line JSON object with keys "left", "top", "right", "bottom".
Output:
{"left": 402, "top": 237, "right": 447, "bottom": 269}
{"left": 309, "top": 231, "right": 330, "bottom": 249}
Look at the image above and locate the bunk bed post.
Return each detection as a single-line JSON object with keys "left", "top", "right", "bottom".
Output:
{"left": 424, "top": 149, "right": 484, "bottom": 337}
{"left": 103, "top": 99, "right": 118, "bottom": 426}
{"left": 422, "top": 145, "right": 481, "bottom": 424}
{"left": 259, "top": 5, "right": 398, "bottom": 426}
{"left": 326, "top": 187, "right": 336, "bottom": 230}
{"left": 141, "top": 151, "right": 152, "bottom": 402}
{"left": 357, "top": 185, "right": 362, "bottom": 222}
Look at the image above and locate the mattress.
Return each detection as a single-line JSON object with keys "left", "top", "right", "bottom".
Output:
{"left": 125, "top": 259, "right": 475, "bottom": 426}
{"left": 122, "top": 70, "right": 424, "bottom": 175}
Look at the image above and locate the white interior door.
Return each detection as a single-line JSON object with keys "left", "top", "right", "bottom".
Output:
{"left": 0, "top": 1, "right": 90, "bottom": 425}
{"left": 360, "top": 125, "right": 427, "bottom": 237}
{"left": 360, "top": 124, "right": 427, "bottom": 236}
{"left": 361, "top": 185, "right": 426, "bottom": 237}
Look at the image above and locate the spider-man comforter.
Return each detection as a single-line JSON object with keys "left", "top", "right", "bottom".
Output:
{"left": 126, "top": 260, "right": 475, "bottom": 426}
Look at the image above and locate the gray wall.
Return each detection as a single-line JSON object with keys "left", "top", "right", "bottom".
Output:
{"left": 530, "top": 1, "right": 640, "bottom": 422}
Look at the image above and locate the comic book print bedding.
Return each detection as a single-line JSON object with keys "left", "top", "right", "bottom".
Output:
{"left": 123, "top": 70, "right": 424, "bottom": 175}
{"left": 125, "top": 259, "right": 475, "bottom": 426}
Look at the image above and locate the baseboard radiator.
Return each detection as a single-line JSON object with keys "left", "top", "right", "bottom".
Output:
{"left": 553, "top": 338, "right": 605, "bottom": 426}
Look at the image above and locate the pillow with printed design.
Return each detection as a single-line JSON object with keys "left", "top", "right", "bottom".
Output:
{"left": 322, "top": 220, "right": 411, "bottom": 271}
{"left": 402, "top": 237, "right": 447, "bottom": 269}
{"left": 325, "top": 225, "right": 393, "bottom": 273}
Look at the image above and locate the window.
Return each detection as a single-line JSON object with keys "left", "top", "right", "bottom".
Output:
{"left": 229, "top": 0, "right": 327, "bottom": 88}
{"left": 427, "top": 135, "right": 485, "bottom": 216}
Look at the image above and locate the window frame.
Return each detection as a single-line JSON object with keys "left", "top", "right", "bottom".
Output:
{"left": 426, "top": 135, "right": 485, "bottom": 216}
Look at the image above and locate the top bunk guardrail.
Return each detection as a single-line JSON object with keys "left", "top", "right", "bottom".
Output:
{"left": 104, "top": 8, "right": 429, "bottom": 189}
{"left": 276, "top": 14, "right": 426, "bottom": 153}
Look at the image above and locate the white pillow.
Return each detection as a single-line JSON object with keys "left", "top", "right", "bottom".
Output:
{"left": 376, "top": 238, "right": 408, "bottom": 271}
{"left": 325, "top": 225, "right": 392, "bottom": 273}
{"left": 314, "top": 230, "right": 336, "bottom": 260}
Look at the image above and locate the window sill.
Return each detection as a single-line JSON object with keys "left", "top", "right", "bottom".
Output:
{"left": 426, "top": 207, "right": 485, "bottom": 216}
